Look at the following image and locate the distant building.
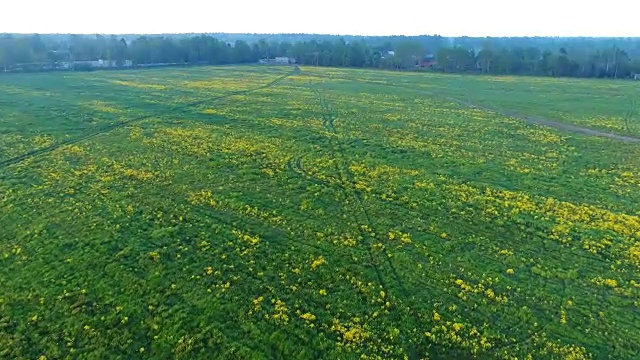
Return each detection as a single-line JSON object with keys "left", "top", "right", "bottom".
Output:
{"left": 276, "top": 57, "right": 295, "bottom": 64}
{"left": 420, "top": 60, "right": 435, "bottom": 68}
{"left": 72, "top": 60, "right": 93, "bottom": 68}
{"left": 420, "top": 54, "right": 436, "bottom": 68}
{"left": 379, "top": 50, "right": 395, "bottom": 60}
{"left": 258, "top": 57, "right": 296, "bottom": 65}
{"left": 97, "top": 59, "right": 117, "bottom": 68}
{"left": 72, "top": 59, "right": 133, "bottom": 69}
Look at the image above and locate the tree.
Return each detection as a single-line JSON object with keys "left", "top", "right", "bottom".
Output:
{"left": 539, "top": 51, "right": 555, "bottom": 76}
{"left": 0, "top": 36, "right": 10, "bottom": 71}
{"left": 437, "top": 46, "right": 475, "bottom": 73}
{"left": 29, "top": 35, "right": 47, "bottom": 62}
{"left": 257, "top": 39, "right": 271, "bottom": 59}
{"left": 523, "top": 47, "right": 541, "bottom": 74}
{"left": 477, "top": 44, "right": 494, "bottom": 74}
{"left": 3, "top": 32, "right": 640, "bottom": 79}
{"left": 232, "top": 40, "right": 253, "bottom": 63}
{"left": 395, "top": 41, "right": 424, "bottom": 69}
{"left": 347, "top": 41, "right": 367, "bottom": 67}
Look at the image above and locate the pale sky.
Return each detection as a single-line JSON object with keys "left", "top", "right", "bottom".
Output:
{"left": 2, "top": 0, "right": 639, "bottom": 37}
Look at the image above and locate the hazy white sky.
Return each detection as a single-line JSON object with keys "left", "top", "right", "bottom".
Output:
{"left": 2, "top": 0, "right": 639, "bottom": 37}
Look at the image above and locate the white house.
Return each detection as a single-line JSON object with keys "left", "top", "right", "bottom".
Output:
{"left": 380, "top": 51, "right": 395, "bottom": 59}
{"left": 97, "top": 59, "right": 117, "bottom": 68}
{"left": 260, "top": 57, "right": 296, "bottom": 65}
{"left": 275, "top": 57, "right": 295, "bottom": 64}
{"left": 72, "top": 59, "right": 132, "bottom": 69}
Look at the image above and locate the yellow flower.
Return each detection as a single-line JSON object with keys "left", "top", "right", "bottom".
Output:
{"left": 311, "top": 256, "right": 326, "bottom": 269}
{"left": 591, "top": 277, "right": 618, "bottom": 288}
{"left": 300, "top": 313, "right": 316, "bottom": 322}
{"left": 506, "top": 268, "right": 515, "bottom": 275}
{"left": 433, "top": 311, "right": 441, "bottom": 322}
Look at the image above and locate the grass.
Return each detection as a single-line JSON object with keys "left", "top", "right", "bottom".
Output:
{"left": 301, "top": 67, "right": 640, "bottom": 136}
{"left": 1, "top": 66, "right": 640, "bottom": 360}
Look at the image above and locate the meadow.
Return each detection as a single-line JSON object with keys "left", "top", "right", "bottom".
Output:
{"left": 1, "top": 66, "right": 640, "bottom": 359}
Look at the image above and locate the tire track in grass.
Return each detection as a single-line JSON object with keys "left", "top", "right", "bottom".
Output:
{"left": 28, "top": 142, "right": 639, "bottom": 356}
{"left": 286, "top": 152, "right": 562, "bottom": 355}
{"left": 281, "top": 152, "right": 640, "bottom": 355}
{"left": 283, "top": 88, "right": 389, "bottom": 294}
{"left": 285, "top": 154, "right": 633, "bottom": 283}
{"left": 0, "top": 72, "right": 293, "bottom": 171}
{"left": 300, "top": 75, "right": 640, "bottom": 268}
{"left": 301, "top": 87, "right": 531, "bottom": 299}
{"left": 317, "top": 101, "right": 390, "bottom": 294}
{"left": 292, "top": 77, "right": 638, "bottom": 356}
{"left": 312, "top": 87, "right": 409, "bottom": 297}
{"left": 302, "top": 75, "right": 640, "bottom": 275}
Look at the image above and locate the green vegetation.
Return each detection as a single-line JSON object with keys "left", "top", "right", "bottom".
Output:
{"left": 305, "top": 68, "right": 640, "bottom": 136}
{"left": 3, "top": 33, "right": 640, "bottom": 78}
{"left": 1, "top": 66, "right": 640, "bottom": 359}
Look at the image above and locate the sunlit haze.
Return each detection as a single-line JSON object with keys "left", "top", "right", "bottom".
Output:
{"left": 2, "top": 0, "right": 640, "bottom": 37}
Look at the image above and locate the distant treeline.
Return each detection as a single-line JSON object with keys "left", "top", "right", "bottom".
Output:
{"left": 2, "top": 33, "right": 640, "bottom": 78}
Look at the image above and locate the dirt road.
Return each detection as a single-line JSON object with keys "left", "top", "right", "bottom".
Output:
{"left": 439, "top": 94, "right": 640, "bottom": 143}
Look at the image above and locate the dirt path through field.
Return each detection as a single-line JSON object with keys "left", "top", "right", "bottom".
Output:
{"left": 341, "top": 76, "right": 640, "bottom": 144}
{"left": 437, "top": 94, "right": 640, "bottom": 143}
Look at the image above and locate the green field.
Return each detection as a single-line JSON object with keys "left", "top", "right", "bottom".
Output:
{"left": 1, "top": 66, "right": 640, "bottom": 360}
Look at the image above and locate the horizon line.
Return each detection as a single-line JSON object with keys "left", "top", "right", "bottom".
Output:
{"left": 2, "top": 31, "right": 640, "bottom": 39}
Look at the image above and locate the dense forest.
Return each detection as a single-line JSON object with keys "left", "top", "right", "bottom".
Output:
{"left": 2, "top": 33, "right": 640, "bottom": 78}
